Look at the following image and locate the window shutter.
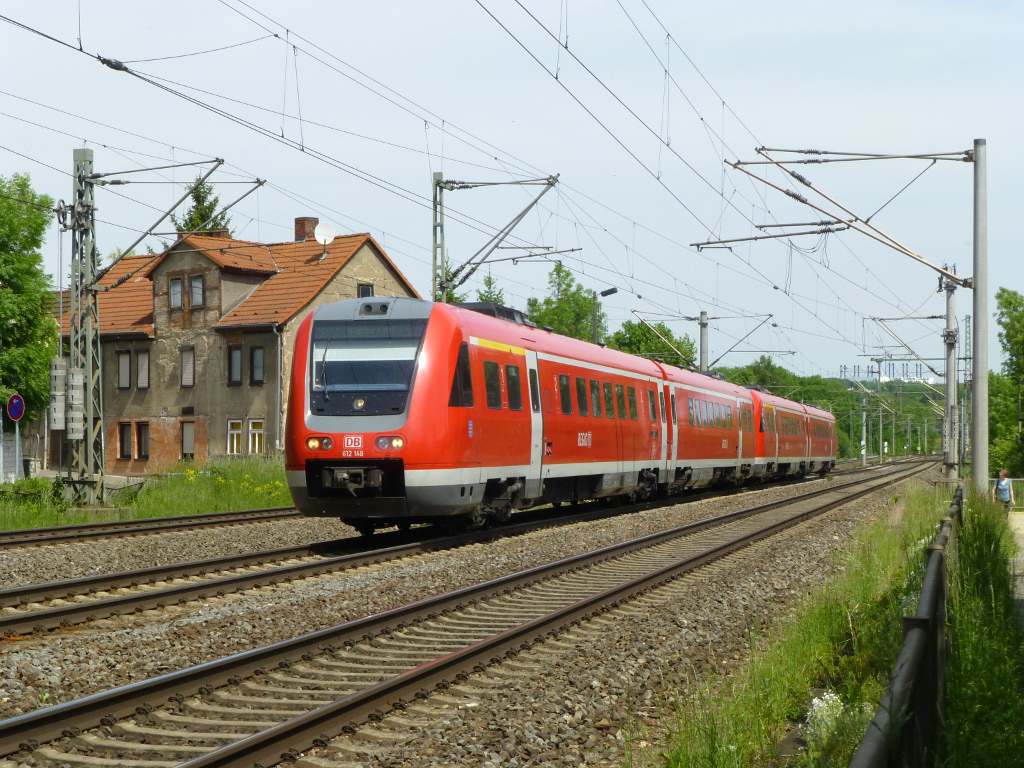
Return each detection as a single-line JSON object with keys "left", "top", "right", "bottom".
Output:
{"left": 181, "top": 348, "right": 195, "bottom": 387}
{"left": 137, "top": 351, "right": 150, "bottom": 389}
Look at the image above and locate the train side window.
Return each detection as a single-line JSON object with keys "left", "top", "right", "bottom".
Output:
{"left": 671, "top": 393, "right": 676, "bottom": 423}
{"left": 604, "top": 382, "right": 615, "bottom": 418}
{"left": 448, "top": 342, "right": 474, "bottom": 407}
{"left": 715, "top": 403, "right": 723, "bottom": 428}
{"left": 727, "top": 405, "right": 733, "bottom": 429}
{"left": 660, "top": 392, "right": 667, "bottom": 422}
{"left": 575, "top": 376, "right": 589, "bottom": 417}
{"left": 627, "top": 387, "right": 638, "bottom": 420}
{"left": 687, "top": 398, "right": 695, "bottom": 426}
{"left": 696, "top": 399, "right": 705, "bottom": 427}
{"left": 615, "top": 384, "right": 626, "bottom": 419}
{"left": 646, "top": 389, "right": 657, "bottom": 421}
{"left": 590, "top": 379, "right": 603, "bottom": 418}
{"left": 528, "top": 368, "right": 540, "bottom": 412}
{"left": 559, "top": 374, "right": 572, "bottom": 415}
{"left": 506, "top": 364, "right": 523, "bottom": 411}
{"left": 484, "top": 360, "right": 502, "bottom": 409}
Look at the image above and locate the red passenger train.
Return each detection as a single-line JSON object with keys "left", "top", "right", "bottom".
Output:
{"left": 284, "top": 298, "right": 836, "bottom": 534}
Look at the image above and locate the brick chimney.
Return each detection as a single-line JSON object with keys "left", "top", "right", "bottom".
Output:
{"left": 295, "top": 217, "right": 319, "bottom": 242}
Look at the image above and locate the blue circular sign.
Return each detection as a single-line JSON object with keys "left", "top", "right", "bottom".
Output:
{"left": 6, "top": 394, "right": 25, "bottom": 422}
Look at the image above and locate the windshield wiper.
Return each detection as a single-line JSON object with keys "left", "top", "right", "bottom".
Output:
{"left": 319, "top": 339, "right": 332, "bottom": 401}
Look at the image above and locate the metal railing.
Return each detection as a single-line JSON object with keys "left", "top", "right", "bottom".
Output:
{"left": 849, "top": 485, "right": 963, "bottom": 768}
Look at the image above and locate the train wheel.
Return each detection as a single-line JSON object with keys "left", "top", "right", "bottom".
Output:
{"left": 396, "top": 520, "right": 411, "bottom": 531}
{"left": 487, "top": 508, "right": 511, "bottom": 526}
{"left": 353, "top": 521, "right": 376, "bottom": 536}
{"left": 464, "top": 507, "right": 487, "bottom": 531}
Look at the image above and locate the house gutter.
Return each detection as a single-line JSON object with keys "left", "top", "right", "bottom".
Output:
{"left": 272, "top": 323, "right": 283, "bottom": 452}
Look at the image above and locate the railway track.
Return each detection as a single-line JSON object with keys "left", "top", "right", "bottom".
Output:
{"left": 0, "top": 462, "right": 920, "bottom": 638}
{"left": 0, "top": 507, "right": 301, "bottom": 550}
{"left": 0, "top": 460, "right": 933, "bottom": 768}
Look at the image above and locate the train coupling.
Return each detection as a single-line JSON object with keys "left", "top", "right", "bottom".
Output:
{"left": 321, "top": 467, "right": 385, "bottom": 494}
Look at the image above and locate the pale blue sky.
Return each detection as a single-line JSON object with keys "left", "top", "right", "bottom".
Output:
{"left": 1, "top": 1, "right": 1018, "bottom": 379}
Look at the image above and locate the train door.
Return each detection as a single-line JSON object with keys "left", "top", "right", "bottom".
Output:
{"left": 735, "top": 397, "right": 743, "bottom": 463}
{"left": 524, "top": 349, "right": 544, "bottom": 497}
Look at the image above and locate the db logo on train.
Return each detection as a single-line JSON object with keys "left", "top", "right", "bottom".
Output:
{"left": 344, "top": 435, "right": 363, "bottom": 449}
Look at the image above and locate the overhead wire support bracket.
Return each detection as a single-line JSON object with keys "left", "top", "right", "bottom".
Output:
{"left": 629, "top": 310, "right": 696, "bottom": 369}
{"left": 870, "top": 317, "right": 945, "bottom": 378}
{"left": 691, "top": 225, "right": 849, "bottom": 250}
{"left": 435, "top": 174, "right": 560, "bottom": 297}
{"left": 725, "top": 150, "right": 971, "bottom": 288}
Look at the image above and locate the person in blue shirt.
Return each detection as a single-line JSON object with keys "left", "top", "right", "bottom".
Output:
{"left": 992, "top": 469, "right": 1015, "bottom": 513}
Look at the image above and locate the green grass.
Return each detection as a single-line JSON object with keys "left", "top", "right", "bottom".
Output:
{"left": 941, "top": 494, "right": 1024, "bottom": 766}
{"left": 0, "top": 457, "right": 291, "bottom": 530}
{"left": 657, "top": 485, "right": 943, "bottom": 768}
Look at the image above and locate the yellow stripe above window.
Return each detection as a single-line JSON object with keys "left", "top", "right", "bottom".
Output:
{"left": 470, "top": 336, "right": 526, "bottom": 356}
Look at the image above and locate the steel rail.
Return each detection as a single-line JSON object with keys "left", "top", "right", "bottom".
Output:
{"left": 0, "top": 462, "right": 921, "bottom": 637}
{"left": 0, "top": 507, "right": 300, "bottom": 549}
{"left": 0, "top": 461, "right": 932, "bottom": 760}
{"left": 178, "top": 461, "right": 935, "bottom": 768}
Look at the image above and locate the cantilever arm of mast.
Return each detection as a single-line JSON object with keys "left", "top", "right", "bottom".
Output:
{"left": 448, "top": 175, "right": 559, "bottom": 290}
{"left": 107, "top": 169, "right": 265, "bottom": 289}
{"left": 629, "top": 311, "right": 697, "bottom": 368}
{"left": 871, "top": 318, "right": 944, "bottom": 378}
{"left": 726, "top": 152, "right": 970, "bottom": 288}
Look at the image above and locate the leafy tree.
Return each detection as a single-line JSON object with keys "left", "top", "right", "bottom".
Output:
{"left": 606, "top": 320, "right": 696, "bottom": 368}
{"left": 526, "top": 263, "right": 604, "bottom": 342}
{"left": 992, "top": 287, "right": 1024, "bottom": 474}
{"left": 475, "top": 270, "right": 506, "bottom": 305}
{"left": 0, "top": 173, "right": 58, "bottom": 426}
{"left": 170, "top": 178, "right": 232, "bottom": 236}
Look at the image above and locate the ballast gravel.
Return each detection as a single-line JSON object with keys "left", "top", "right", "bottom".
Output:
{"left": 0, "top": 467, "right": 933, "bottom": 767}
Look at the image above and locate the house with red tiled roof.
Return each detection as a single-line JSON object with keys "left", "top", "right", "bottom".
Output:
{"left": 53, "top": 217, "right": 419, "bottom": 473}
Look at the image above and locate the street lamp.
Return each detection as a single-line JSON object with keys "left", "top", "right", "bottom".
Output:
{"left": 592, "top": 287, "right": 617, "bottom": 344}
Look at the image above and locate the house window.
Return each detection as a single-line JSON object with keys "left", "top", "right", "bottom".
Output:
{"left": 118, "top": 422, "right": 132, "bottom": 459}
{"left": 190, "top": 275, "right": 204, "bottom": 308}
{"left": 227, "top": 419, "right": 242, "bottom": 455}
{"left": 228, "top": 346, "right": 242, "bottom": 386}
{"left": 248, "top": 419, "right": 264, "bottom": 454}
{"left": 116, "top": 351, "right": 131, "bottom": 389}
{"left": 250, "top": 347, "right": 265, "bottom": 385}
{"left": 136, "top": 350, "right": 150, "bottom": 389}
{"left": 136, "top": 422, "right": 150, "bottom": 460}
{"left": 169, "top": 276, "right": 183, "bottom": 309}
{"left": 181, "top": 421, "right": 195, "bottom": 459}
{"left": 180, "top": 347, "right": 195, "bottom": 387}
{"left": 357, "top": 283, "right": 374, "bottom": 298}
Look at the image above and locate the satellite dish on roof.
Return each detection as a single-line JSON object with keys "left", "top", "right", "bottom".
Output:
{"left": 314, "top": 222, "right": 335, "bottom": 246}
{"left": 314, "top": 222, "right": 335, "bottom": 262}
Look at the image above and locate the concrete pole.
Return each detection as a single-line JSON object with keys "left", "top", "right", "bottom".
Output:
{"left": 592, "top": 291, "right": 599, "bottom": 345}
{"left": 699, "top": 311, "right": 708, "bottom": 371}
{"left": 944, "top": 281, "right": 958, "bottom": 479}
{"left": 861, "top": 399, "right": 867, "bottom": 467}
{"left": 876, "top": 361, "right": 884, "bottom": 463}
{"left": 971, "top": 138, "right": 989, "bottom": 494}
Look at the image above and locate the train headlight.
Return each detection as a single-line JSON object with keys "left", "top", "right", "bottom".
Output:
{"left": 353, "top": 398, "right": 366, "bottom": 411}
{"left": 375, "top": 436, "right": 405, "bottom": 451}
{"left": 306, "top": 436, "right": 333, "bottom": 451}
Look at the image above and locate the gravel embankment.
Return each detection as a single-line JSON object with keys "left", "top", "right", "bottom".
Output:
{"left": 0, "top": 468, "right": 933, "bottom": 767}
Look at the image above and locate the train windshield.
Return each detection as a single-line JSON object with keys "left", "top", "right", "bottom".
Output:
{"left": 310, "top": 318, "right": 428, "bottom": 416}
